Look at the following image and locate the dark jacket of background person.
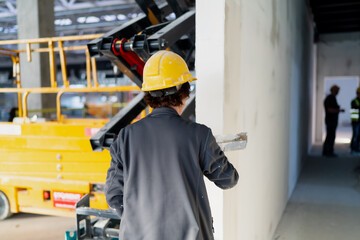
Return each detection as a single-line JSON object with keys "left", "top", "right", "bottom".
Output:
{"left": 8, "top": 107, "right": 18, "bottom": 122}
{"left": 105, "top": 107, "right": 239, "bottom": 240}
{"left": 324, "top": 94, "right": 340, "bottom": 127}
{"left": 323, "top": 87, "right": 343, "bottom": 156}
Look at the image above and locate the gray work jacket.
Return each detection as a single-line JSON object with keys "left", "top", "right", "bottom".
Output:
{"left": 105, "top": 107, "right": 239, "bottom": 240}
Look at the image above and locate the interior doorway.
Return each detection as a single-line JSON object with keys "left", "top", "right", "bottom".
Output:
{"left": 324, "top": 76, "right": 360, "bottom": 143}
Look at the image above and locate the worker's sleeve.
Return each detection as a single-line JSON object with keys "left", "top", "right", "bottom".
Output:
{"left": 104, "top": 138, "right": 124, "bottom": 217}
{"left": 324, "top": 97, "right": 330, "bottom": 110}
{"left": 200, "top": 129, "right": 239, "bottom": 189}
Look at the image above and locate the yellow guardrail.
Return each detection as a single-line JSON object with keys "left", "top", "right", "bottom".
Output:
{"left": 0, "top": 34, "right": 142, "bottom": 121}
{"left": 13, "top": 102, "right": 130, "bottom": 114}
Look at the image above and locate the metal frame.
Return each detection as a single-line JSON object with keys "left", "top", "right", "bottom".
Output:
{"left": 87, "top": 3, "right": 173, "bottom": 88}
{"left": 166, "top": 0, "right": 189, "bottom": 17}
{"left": 90, "top": 92, "right": 147, "bottom": 151}
{"left": 88, "top": 1, "right": 196, "bottom": 151}
{"left": 135, "top": 0, "right": 164, "bottom": 24}
{"left": 121, "top": 9, "right": 195, "bottom": 62}
{"left": 74, "top": 194, "right": 120, "bottom": 240}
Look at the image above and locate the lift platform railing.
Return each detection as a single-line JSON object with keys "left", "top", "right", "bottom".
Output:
{"left": 0, "top": 34, "right": 141, "bottom": 122}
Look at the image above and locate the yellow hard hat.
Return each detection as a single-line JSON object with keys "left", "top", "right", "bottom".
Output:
{"left": 141, "top": 50, "right": 196, "bottom": 92}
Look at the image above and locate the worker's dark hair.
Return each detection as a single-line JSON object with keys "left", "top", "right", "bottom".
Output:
{"left": 144, "top": 82, "right": 190, "bottom": 108}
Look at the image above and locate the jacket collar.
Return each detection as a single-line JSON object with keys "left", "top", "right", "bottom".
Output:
{"left": 149, "top": 107, "right": 180, "bottom": 117}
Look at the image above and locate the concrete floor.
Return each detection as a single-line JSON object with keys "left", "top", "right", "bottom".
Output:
{"left": 0, "top": 213, "right": 74, "bottom": 240}
{"left": 274, "top": 143, "right": 360, "bottom": 240}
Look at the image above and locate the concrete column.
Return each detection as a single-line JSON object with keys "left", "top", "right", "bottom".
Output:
{"left": 196, "top": 0, "right": 226, "bottom": 238}
{"left": 17, "top": 0, "right": 55, "bottom": 117}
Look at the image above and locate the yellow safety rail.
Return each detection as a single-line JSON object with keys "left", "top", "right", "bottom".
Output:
{"left": 0, "top": 34, "right": 141, "bottom": 121}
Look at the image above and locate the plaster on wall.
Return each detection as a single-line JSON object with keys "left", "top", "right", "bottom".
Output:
{"left": 196, "top": 0, "right": 314, "bottom": 239}
{"left": 196, "top": 0, "right": 226, "bottom": 238}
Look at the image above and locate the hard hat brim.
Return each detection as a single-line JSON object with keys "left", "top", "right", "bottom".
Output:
{"left": 141, "top": 77, "right": 197, "bottom": 91}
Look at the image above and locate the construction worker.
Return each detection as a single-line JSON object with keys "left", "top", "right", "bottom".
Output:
{"left": 350, "top": 87, "right": 360, "bottom": 154}
{"left": 322, "top": 85, "right": 345, "bottom": 157}
{"left": 104, "top": 50, "right": 239, "bottom": 240}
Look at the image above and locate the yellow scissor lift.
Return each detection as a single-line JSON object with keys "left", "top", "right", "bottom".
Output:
{"left": 0, "top": 35, "right": 142, "bottom": 220}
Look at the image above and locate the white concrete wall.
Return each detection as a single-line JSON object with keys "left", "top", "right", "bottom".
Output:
{"left": 315, "top": 32, "right": 360, "bottom": 143}
{"left": 196, "top": 0, "right": 314, "bottom": 239}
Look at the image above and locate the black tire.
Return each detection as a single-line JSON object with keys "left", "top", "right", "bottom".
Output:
{"left": 0, "top": 191, "right": 12, "bottom": 220}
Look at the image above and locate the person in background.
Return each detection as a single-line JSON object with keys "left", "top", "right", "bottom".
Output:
{"left": 8, "top": 107, "right": 18, "bottom": 122}
{"left": 350, "top": 87, "right": 360, "bottom": 154}
{"left": 323, "top": 85, "right": 345, "bottom": 157}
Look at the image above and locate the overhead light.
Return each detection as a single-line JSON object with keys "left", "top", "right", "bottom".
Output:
{"left": 166, "top": 13, "right": 176, "bottom": 20}
{"left": 77, "top": 17, "right": 86, "bottom": 23}
{"left": 86, "top": 16, "right": 100, "bottom": 23}
{"left": 55, "top": 18, "right": 72, "bottom": 26}
{"left": 128, "top": 13, "right": 138, "bottom": 19}
{"left": 103, "top": 15, "right": 116, "bottom": 22}
{"left": 117, "top": 14, "right": 127, "bottom": 21}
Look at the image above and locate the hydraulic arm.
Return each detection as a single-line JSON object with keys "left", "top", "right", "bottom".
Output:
{"left": 88, "top": 0, "right": 195, "bottom": 151}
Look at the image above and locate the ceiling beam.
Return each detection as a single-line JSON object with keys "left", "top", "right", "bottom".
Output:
{"left": 316, "top": 16, "right": 360, "bottom": 24}
{"left": 314, "top": 8, "right": 360, "bottom": 15}
{"left": 310, "top": 0, "right": 360, "bottom": 8}
{"left": 319, "top": 28, "right": 360, "bottom": 34}
{"left": 318, "top": 24, "right": 360, "bottom": 34}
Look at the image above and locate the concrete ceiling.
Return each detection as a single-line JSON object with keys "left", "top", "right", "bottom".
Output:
{"left": 309, "top": 0, "right": 360, "bottom": 34}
